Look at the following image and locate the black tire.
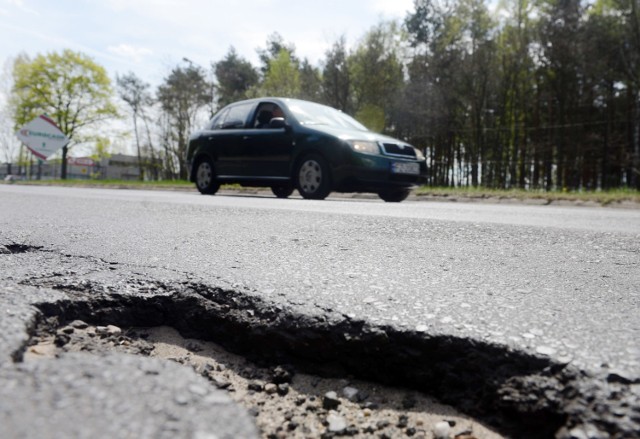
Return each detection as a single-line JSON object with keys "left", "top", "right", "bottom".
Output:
{"left": 194, "top": 158, "right": 220, "bottom": 195}
{"left": 271, "top": 185, "right": 294, "bottom": 198}
{"left": 295, "top": 154, "right": 332, "bottom": 200}
{"left": 378, "top": 189, "right": 410, "bottom": 202}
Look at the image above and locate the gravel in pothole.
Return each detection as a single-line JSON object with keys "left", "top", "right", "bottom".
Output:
{"left": 25, "top": 321, "right": 504, "bottom": 439}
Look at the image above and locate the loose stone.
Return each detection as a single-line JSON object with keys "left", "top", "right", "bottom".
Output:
{"left": 277, "top": 383, "right": 290, "bottom": 396}
{"left": 248, "top": 381, "right": 264, "bottom": 392}
{"left": 326, "top": 413, "right": 347, "bottom": 432}
{"left": 342, "top": 386, "right": 359, "bottom": 401}
{"left": 207, "top": 375, "right": 230, "bottom": 389}
{"left": 433, "top": 421, "right": 451, "bottom": 439}
{"left": 323, "top": 391, "right": 341, "bottom": 410}
{"left": 106, "top": 325, "right": 122, "bottom": 335}
{"left": 264, "top": 383, "right": 277, "bottom": 394}
{"left": 271, "top": 366, "right": 294, "bottom": 384}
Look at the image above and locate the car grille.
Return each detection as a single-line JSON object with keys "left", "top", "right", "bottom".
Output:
{"left": 381, "top": 143, "right": 416, "bottom": 159}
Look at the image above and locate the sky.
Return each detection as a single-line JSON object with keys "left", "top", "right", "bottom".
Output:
{"left": 0, "top": 0, "right": 416, "bottom": 87}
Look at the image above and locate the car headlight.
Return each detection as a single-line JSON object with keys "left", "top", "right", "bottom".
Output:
{"left": 414, "top": 147, "right": 425, "bottom": 161}
{"left": 348, "top": 140, "right": 380, "bottom": 155}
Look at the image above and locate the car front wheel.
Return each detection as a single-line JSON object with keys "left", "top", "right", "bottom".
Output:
{"left": 195, "top": 159, "right": 220, "bottom": 195}
{"left": 295, "top": 154, "right": 331, "bottom": 200}
{"left": 378, "top": 189, "right": 410, "bottom": 202}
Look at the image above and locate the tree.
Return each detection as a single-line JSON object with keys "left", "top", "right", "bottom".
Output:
{"left": 0, "top": 56, "right": 23, "bottom": 171}
{"left": 298, "top": 59, "right": 323, "bottom": 102}
{"left": 406, "top": 0, "right": 470, "bottom": 187}
{"left": 116, "top": 72, "right": 154, "bottom": 180}
{"left": 322, "top": 36, "right": 352, "bottom": 111}
{"left": 537, "top": 0, "right": 585, "bottom": 190}
{"left": 213, "top": 47, "right": 259, "bottom": 108}
{"left": 349, "top": 22, "right": 405, "bottom": 132}
{"left": 261, "top": 50, "right": 301, "bottom": 97}
{"left": 10, "top": 49, "right": 118, "bottom": 179}
{"left": 157, "top": 60, "right": 212, "bottom": 179}
{"left": 496, "top": 0, "right": 536, "bottom": 188}
{"left": 257, "top": 33, "right": 297, "bottom": 75}
{"left": 615, "top": 0, "right": 640, "bottom": 188}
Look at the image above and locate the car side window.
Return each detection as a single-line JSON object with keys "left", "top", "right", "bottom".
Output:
{"left": 221, "top": 103, "right": 254, "bottom": 129}
{"left": 254, "top": 104, "right": 274, "bottom": 129}
{"left": 253, "top": 104, "right": 286, "bottom": 129}
{"left": 210, "top": 108, "right": 229, "bottom": 130}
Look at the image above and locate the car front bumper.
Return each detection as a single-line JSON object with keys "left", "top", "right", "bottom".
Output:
{"left": 333, "top": 154, "right": 428, "bottom": 192}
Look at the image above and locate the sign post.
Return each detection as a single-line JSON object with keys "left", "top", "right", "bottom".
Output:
{"left": 16, "top": 115, "right": 69, "bottom": 161}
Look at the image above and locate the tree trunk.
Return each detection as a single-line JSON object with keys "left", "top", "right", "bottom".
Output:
{"left": 133, "top": 113, "right": 143, "bottom": 181}
{"left": 61, "top": 145, "right": 68, "bottom": 180}
{"left": 632, "top": 90, "right": 640, "bottom": 189}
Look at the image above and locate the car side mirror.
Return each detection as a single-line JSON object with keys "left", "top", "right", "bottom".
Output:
{"left": 269, "top": 117, "right": 288, "bottom": 130}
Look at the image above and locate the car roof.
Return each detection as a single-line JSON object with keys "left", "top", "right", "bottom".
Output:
{"left": 226, "top": 97, "right": 314, "bottom": 108}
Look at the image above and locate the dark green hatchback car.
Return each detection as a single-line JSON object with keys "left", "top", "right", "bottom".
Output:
{"left": 187, "top": 98, "right": 427, "bottom": 202}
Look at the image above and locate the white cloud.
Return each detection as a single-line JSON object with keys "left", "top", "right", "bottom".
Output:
{"left": 2, "top": 0, "right": 38, "bottom": 14}
{"left": 1, "top": 0, "right": 419, "bottom": 88}
{"left": 108, "top": 44, "right": 153, "bottom": 63}
{"left": 372, "top": 0, "right": 414, "bottom": 17}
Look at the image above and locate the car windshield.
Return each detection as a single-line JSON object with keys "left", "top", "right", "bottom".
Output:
{"left": 287, "top": 101, "right": 369, "bottom": 132}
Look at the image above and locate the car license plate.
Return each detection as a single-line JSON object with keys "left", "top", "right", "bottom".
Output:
{"left": 391, "top": 161, "right": 420, "bottom": 175}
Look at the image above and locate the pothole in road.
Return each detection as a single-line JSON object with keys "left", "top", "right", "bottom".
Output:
{"left": 7, "top": 245, "right": 634, "bottom": 439}
{"left": 16, "top": 278, "right": 570, "bottom": 439}
{"left": 26, "top": 320, "right": 503, "bottom": 439}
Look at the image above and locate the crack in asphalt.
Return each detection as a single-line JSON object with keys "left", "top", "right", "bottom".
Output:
{"left": 4, "top": 245, "right": 640, "bottom": 438}
{"left": 1, "top": 243, "right": 44, "bottom": 254}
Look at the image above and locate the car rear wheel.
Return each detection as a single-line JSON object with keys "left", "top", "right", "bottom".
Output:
{"left": 195, "top": 159, "right": 220, "bottom": 195}
{"left": 378, "top": 189, "right": 410, "bottom": 202}
{"left": 295, "top": 154, "right": 331, "bottom": 200}
{"left": 271, "top": 185, "right": 294, "bottom": 198}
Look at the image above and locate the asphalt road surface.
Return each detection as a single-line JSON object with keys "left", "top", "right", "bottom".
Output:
{"left": 1, "top": 184, "right": 639, "bottom": 438}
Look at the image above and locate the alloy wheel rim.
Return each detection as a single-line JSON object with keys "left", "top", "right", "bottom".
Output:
{"left": 299, "top": 160, "right": 322, "bottom": 194}
{"left": 197, "top": 162, "right": 212, "bottom": 189}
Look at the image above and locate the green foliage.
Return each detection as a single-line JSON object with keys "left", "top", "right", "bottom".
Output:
{"left": 298, "top": 59, "right": 323, "bottom": 102}
{"left": 157, "top": 61, "right": 212, "bottom": 179}
{"left": 322, "top": 36, "right": 351, "bottom": 111}
{"left": 260, "top": 50, "right": 301, "bottom": 97}
{"left": 349, "top": 21, "right": 404, "bottom": 127}
{"left": 355, "top": 104, "right": 385, "bottom": 132}
{"left": 8, "top": 3, "right": 640, "bottom": 190}
{"left": 214, "top": 47, "right": 259, "bottom": 108}
{"left": 11, "top": 49, "right": 118, "bottom": 140}
{"left": 90, "top": 137, "right": 112, "bottom": 162}
{"left": 10, "top": 49, "right": 118, "bottom": 179}
{"left": 257, "top": 33, "right": 297, "bottom": 75}
{"left": 415, "top": 186, "right": 640, "bottom": 205}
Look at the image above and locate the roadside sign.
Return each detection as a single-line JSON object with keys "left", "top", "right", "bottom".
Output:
{"left": 67, "top": 157, "right": 95, "bottom": 167}
{"left": 16, "top": 115, "right": 69, "bottom": 160}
